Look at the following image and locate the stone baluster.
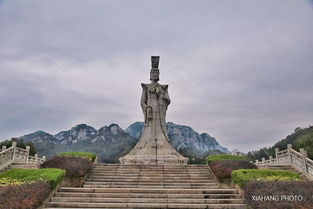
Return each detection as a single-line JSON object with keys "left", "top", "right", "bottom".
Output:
{"left": 275, "top": 148, "right": 279, "bottom": 165}
{"left": 12, "top": 141, "right": 17, "bottom": 162}
{"left": 262, "top": 157, "right": 265, "bottom": 164}
{"left": 287, "top": 144, "right": 292, "bottom": 165}
{"left": 300, "top": 148, "right": 308, "bottom": 174}
{"left": 1, "top": 145, "right": 7, "bottom": 152}
{"left": 26, "top": 146, "right": 30, "bottom": 163}
{"left": 269, "top": 156, "right": 273, "bottom": 165}
{"left": 43, "top": 156, "right": 46, "bottom": 162}
{"left": 35, "top": 154, "right": 38, "bottom": 163}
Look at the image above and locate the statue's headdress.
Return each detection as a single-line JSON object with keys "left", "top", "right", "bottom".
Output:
{"left": 150, "top": 56, "right": 160, "bottom": 81}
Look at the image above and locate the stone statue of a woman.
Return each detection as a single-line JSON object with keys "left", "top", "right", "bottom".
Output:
{"left": 119, "top": 56, "right": 187, "bottom": 165}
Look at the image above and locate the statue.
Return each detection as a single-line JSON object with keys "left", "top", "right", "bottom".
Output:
{"left": 119, "top": 56, "right": 188, "bottom": 165}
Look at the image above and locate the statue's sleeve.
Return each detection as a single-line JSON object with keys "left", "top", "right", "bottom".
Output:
{"left": 140, "top": 83, "right": 147, "bottom": 113}
{"left": 163, "top": 85, "right": 171, "bottom": 105}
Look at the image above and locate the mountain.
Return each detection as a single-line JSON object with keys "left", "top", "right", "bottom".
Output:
{"left": 19, "top": 122, "right": 230, "bottom": 163}
{"left": 20, "top": 124, "right": 138, "bottom": 163}
{"left": 126, "top": 122, "right": 229, "bottom": 159}
{"left": 247, "top": 126, "right": 313, "bottom": 161}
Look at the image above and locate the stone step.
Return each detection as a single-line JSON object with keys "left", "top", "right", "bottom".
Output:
{"left": 46, "top": 202, "right": 246, "bottom": 208}
{"left": 55, "top": 192, "right": 242, "bottom": 199}
{"left": 83, "top": 185, "right": 219, "bottom": 189}
{"left": 87, "top": 176, "right": 213, "bottom": 180}
{"left": 90, "top": 173, "right": 211, "bottom": 176}
{"left": 86, "top": 179, "right": 215, "bottom": 183}
{"left": 91, "top": 169, "right": 211, "bottom": 172}
{"left": 50, "top": 197, "right": 245, "bottom": 204}
{"left": 60, "top": 187, "right": 238, "bottom": 194}
{"left": 92, "top": 168, "right": 210, "bottom": 171}
{"left": 84, "top": 181, "right": 217, "bottom": 186}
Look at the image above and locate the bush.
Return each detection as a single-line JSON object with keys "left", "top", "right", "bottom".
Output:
{"left": 41, "top": 156, "right": 93, "bottom": 178}
{"left": 0, "top": 181, "right": 51, "bottom": 209}
{"left": 244, "top": 181, "right": 313, "bottom": 209}
{"left": 232, "top": 169, "right": 301, "bottom": 188}
{"left": 0, "top": 177, "right": 25, "bottom": 187}
{"left": 206, "top": 154, "right": 246, "bottom": 164}
{"left": 210, "top": 160, "right": 257, "bottom": 178}
{"left": 58, "top": 152, "right": 97, "bottom": 161}
{"left": 0, "top": 168, "right": 65, "bottom": 189}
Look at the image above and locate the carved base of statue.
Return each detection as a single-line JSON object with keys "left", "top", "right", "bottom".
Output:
{"left": 119, "top": 56, "right": 188, "bottom": 165}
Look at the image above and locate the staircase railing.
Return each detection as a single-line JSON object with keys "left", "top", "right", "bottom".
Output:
{"left": 0, "top": 142, "right": 46, "bottom": 170}
{"left": 255, "top": 144, "right": 313, "bottom": 180}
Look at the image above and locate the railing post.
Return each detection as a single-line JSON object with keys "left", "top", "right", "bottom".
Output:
{"left": 300, "top": 148, "right": 308, "bottom": 174}
{"left": 262, "top": 157, "right": 265, "bottom": 164}
{"left": 275, "top": 148, "right": 279, "bottom": 165}
{"left": 287, "top": 144, "right": 292, "bottom": 165}
{"left": 269, "top": 156, "right": 273, "bottom": 165}
{"left": 255, "top": 160, "right": 259, "bottom": 165}
{"left": 26, "top": 146, "right": 30, "bottom": 163}
{"left": 1, "top": 145, "right": 7, "bottom": 151}
{"left": 35, "top": 154, "right": 38, "bottom": 163}
{"left": 43, "top": 156, "right": 46, "bottom": 161}
{"left": 12, "top": 141, "right": 17, "bottom": 162}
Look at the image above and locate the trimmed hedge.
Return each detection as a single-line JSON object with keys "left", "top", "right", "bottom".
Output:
{"left": 244, "top": 181, "right": 313, "bottom": 209}
{"left": 41, "top": 156, "right": 93, "bottom": 178}
{"left": 210, "top": 160, "right": 257, "bottom": 178}
{"left": 0, "top": 177, "right": 25, "bottom": 187}
{"left": 206, "top": 154, "right": 246, "bottom": 164}
{"left": 58, "top": 152, "right": 96, "bottom": 161}
{"left": 0, "top": 168, "right": 65, "bottom": 189}
{"left": 0, "top": 181, "right": 51, "bottom": 209}
{"left": 232, "top": 169, "right": 301, "bottom": 188}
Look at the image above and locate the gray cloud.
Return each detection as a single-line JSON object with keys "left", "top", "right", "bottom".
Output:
{"left": 0, "top": 0, "right": 312, "bottom": 152}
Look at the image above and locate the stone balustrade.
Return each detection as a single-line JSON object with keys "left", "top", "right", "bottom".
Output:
{"left": 0, "top": 142, "right": 46, "bottom": 170}
{"left": 255, "top": 144, "right": 313, "bottom": 180}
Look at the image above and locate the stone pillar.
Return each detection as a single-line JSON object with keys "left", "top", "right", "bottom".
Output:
{"left": 1, "top": 146, "right": 7, "bottom": 152}
{"left": 287, "top": 144, "right": 292, "bottom": 165}
{"left": 43, "top": 156, "right": 46, "bottom": 161}
{"left": 275, "top": 148, "right": 279, "bottom": 165}
{"left": 12, "top": 141, "right": 17, "bottom": 162}
{"left": 300, "top": 148, "right": 308, "bottom": 174}
{"left": 269, "top": 156, "right": 273, "bottom": 165}
{"left": 255, "top": 159, "right": 259, "bottom": 165}
{"left": 26, "top": 146, "right": 30, "bottom": 163}
{"left": 262, "top": 157, "right": 265, "bottom": 165}
{"left": 35, "top": 154, "right": 38, "bottom": 163}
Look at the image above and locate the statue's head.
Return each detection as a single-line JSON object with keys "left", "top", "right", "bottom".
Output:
{"left": 150, "top": 56, "right": 160, "bottom": 81}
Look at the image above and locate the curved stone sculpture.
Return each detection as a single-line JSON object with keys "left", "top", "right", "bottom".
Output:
{"left": 119, "top": 56, "right": 188, "bottom": 165}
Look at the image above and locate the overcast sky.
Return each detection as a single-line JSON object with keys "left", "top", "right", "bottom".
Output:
{"left": 0, "top": 0, "right": 312, "bottom": 152}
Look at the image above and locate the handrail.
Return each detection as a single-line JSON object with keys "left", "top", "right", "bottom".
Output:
{"left": 255, "top": 144, "right": 313, "bottom": 180}
{"left": 0, "top": 143, "right": 46, "bottom": 170}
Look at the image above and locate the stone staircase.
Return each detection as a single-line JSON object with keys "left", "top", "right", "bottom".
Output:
{"left": 9, "top": 162, "right": 39, "bottom": 169}
{"left": 0, "top": 162, "right": 39, "bottom": 172}
{"left": 45, "top": 164, "right": 246, "bottom": 209}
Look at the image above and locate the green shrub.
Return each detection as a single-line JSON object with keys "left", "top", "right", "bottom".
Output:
{"left": 0, "top": 168, "right": 65, "bottom": 189}
{"left": 206, "top": 154, "right": 246, "bottom": 164}
{"left": 58, "top": 152, "right": 96, "bottom": 161}
{"left": 0, "top": 177, "right": 25, "bottom": 187}
{"left": 232, "top": 169, "right": 301, "bottom": 188}
{"left": 210, "top": 160, "right": 257, "bottom": 178}
{"left": 41, "top": 156, "right": 93, "bottom": 178}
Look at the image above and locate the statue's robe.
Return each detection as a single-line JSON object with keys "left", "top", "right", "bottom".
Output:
{"left": 119, "top": 83, "right": 187, "bottom": 165}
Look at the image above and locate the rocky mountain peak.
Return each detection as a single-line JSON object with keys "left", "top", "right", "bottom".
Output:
{"left": 54, "top": 123, "right": 97, "bottom": 144}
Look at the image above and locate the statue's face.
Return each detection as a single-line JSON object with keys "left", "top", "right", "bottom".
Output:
{"left": 150, "top": 70, "right": 159, "bottom": 81}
